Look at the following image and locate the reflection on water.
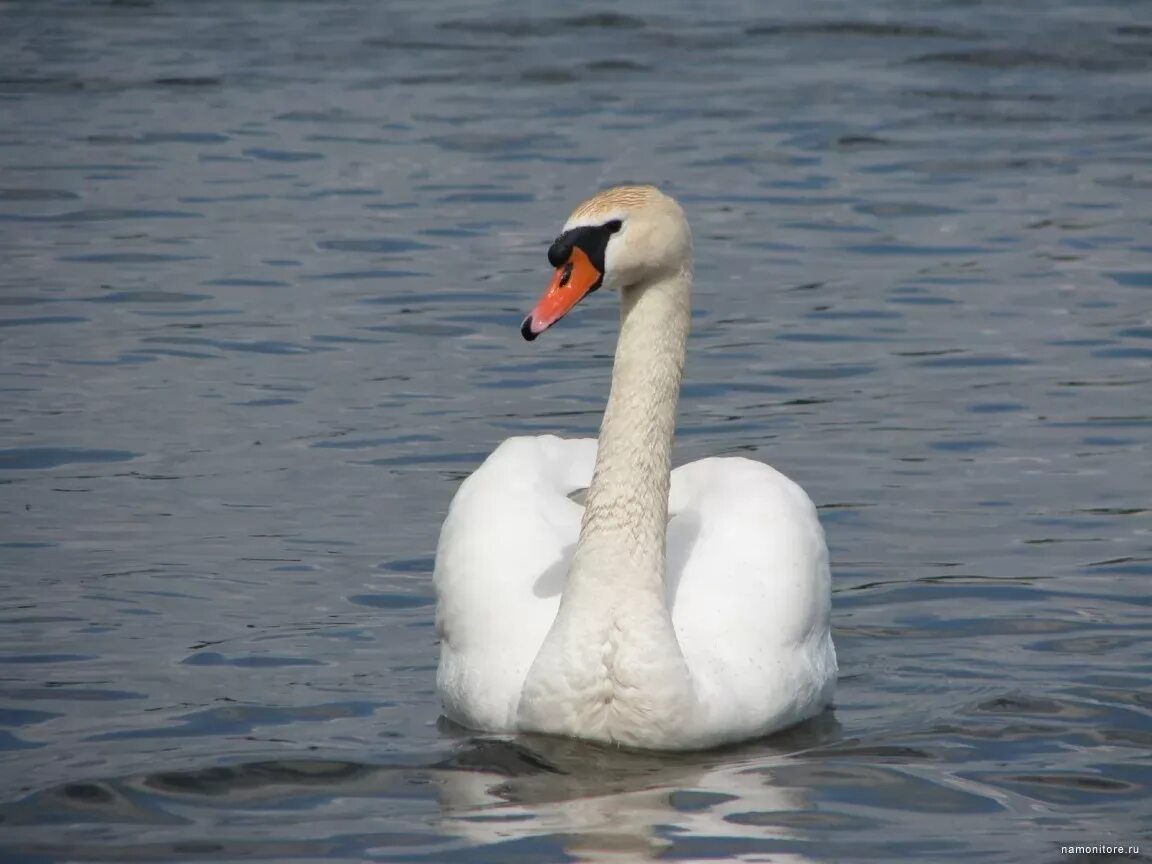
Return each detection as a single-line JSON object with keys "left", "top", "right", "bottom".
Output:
{"left": 1, "top": 720, "right": 847, "bottom": 862}
{"left": 2, "top": 0, "right": 1151, "bottom": 859}
{"left": 7, "top": 710, "right": 1132, "bottom": 861}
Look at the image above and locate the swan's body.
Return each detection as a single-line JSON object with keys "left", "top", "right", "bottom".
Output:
{"left": 435, "top": 186, "right": 836, "bottom": 750}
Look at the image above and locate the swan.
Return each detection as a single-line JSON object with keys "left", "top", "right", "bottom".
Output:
{"left": 434, "top": 185, "right": 836, "bottom": 750}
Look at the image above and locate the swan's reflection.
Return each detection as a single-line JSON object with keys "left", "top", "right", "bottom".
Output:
{"left": 0, "top": 712, "right": 839, "bottom": 862}
{"left": 435, "top": 711, "right": 841, "bottom": 861}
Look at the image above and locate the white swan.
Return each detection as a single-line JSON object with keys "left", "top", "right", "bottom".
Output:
{"left": 434, "top": 185, "right": 836, "bottom": 750}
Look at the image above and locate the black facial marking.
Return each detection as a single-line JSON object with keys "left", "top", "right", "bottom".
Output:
{"left": 546, "top": 220, "right": 621, "bottom": 287}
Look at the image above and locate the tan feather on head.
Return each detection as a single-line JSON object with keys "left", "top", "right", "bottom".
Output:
{"left": 569, "top": 184, "right": 661, "bottom": 223}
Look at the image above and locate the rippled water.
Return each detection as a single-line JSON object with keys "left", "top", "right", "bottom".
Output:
{"left": 2, "top": 0, "right": 1150, "bottom": 860}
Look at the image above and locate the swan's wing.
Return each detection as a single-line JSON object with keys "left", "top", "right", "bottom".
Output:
{"left": 667, "top": 457, "right": 837, "bottom": 740}
{"left": 434, "top": 435, "right": 597, "bottom": 732}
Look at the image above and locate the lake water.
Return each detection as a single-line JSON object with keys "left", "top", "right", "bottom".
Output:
{"left": 1, "top": 0, "right": 1150, "bottom": 861}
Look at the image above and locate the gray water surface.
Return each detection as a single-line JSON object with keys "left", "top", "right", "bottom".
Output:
{"left": 1, "top": 0, "right": 1150, "bottom": 861}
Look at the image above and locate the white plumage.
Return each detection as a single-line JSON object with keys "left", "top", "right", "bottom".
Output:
{"left": 435, "top": 186, "right": 836, "bottom": 750}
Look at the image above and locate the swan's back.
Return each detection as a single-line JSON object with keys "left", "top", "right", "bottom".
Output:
{"left": 667, "top": 457, "right": 836, "bottom": 743}
{"left": 434, "top": 435, "right": 596, "bottom": 731}
{"left": 436, "top": 441, "right": 836, "bottom": 745}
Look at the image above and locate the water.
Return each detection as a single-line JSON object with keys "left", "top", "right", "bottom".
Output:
{"left": 1, "top": 0, "right": 1150, "bottom": 860}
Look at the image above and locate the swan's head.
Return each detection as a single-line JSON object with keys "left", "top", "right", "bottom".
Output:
{"left": 522, "top": 184, "right": 691, "bottom": 341}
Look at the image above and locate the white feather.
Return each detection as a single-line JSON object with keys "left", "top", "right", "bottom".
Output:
{"left": 434, "top": 186, "right": 836, "bottom": 750}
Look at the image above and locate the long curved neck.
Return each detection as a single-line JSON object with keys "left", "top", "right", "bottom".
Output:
{"left": 566, "top": 263, "right": 692, "bottom": 601}
{"left": 517, "top": 261, "right": 696, "bottom": 745}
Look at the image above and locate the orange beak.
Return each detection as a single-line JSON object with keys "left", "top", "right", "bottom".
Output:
{"left": 521, "top": 246, "right": 603, "bottom": 341}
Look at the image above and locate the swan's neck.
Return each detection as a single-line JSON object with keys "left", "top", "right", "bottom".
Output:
{"left": 518, "top": 264, "right": 696, "bottom": 746}
{"left": 567, "top": 264, "right": 692, "bottom": 600}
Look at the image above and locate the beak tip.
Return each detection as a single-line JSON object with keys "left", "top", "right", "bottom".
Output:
{"left": 520, "top": 316, "right": 539, "bottom": 342}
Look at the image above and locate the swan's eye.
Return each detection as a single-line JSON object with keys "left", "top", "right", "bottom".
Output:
{"left": 604, "top": 219, "right": 622, "bottom": 234}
